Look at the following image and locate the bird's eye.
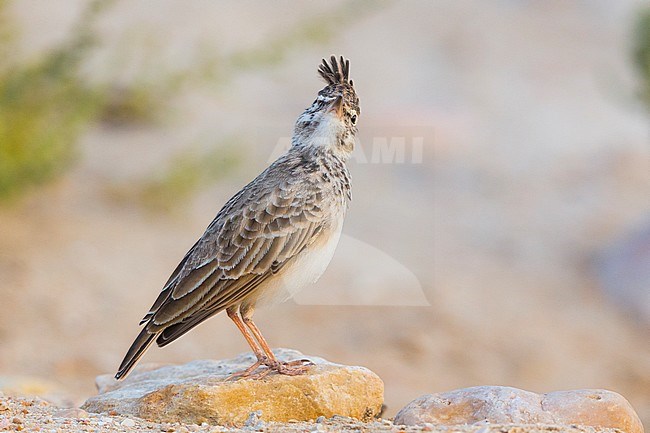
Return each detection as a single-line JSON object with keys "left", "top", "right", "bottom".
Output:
{"left": 350, "top": 114, "right": 358, "bottom": 125}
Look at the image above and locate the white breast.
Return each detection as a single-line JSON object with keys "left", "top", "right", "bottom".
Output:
{"left": 255, "top": 222, "right": 343, "bottom": 306}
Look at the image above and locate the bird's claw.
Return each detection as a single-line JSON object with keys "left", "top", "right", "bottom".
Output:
{"left": 225, "top": 355, "right": 269, "bottom": 381}
{"left": 266, "top": 358, "right": 313, "bottom": 376}
{"left": 227, "top": 357, "right": 313, "bottom": 380}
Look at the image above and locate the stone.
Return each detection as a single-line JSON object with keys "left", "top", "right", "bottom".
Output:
{"left": 53, "top": 408, "right": 89, "bottom": 419}
{"left": 82, "top": 349, "right": 383, "bottom": 426}
{"left": 120, "top": 418, "right": 136, "bottom": 427}
{"left": 394, "top": 386, "right": 643, "bottom": 433}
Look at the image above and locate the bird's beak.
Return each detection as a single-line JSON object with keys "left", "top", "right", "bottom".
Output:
{"left": 328, "top": 96, "right": 344, "bottom": 118}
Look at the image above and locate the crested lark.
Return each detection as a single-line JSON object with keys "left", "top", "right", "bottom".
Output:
{"left": 116, "top": 56, "right": 360, "bottom": 379}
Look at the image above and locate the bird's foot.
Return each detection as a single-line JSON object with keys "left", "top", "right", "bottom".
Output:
{"left": 225, "top": 356, "right": 268, "bottom": 381}
{"left": 227, "top": 358, "right": 314, "bottom": 380}
{"left": 266, "top": 358, "right": 314, "bottom": 376}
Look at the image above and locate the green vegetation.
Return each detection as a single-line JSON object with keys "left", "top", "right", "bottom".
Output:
{"left": 108, "top": 0, "right": 387, "bottom": 211}
{"left": 225, "top": 0, "right": 384, "bottom": 74}
{"left": 0, "top": 0, "right": 176, "bottom": 202}
{"left": 106, "top": 137, "right": 244, "bottom": 212}
{"left": 0, "top": 0, "right": 108, "bottom": 201}
{"left": 633, "top": 8, "right": 650, "bottom": 110}
{"left": 0, "top": 0, "right": 386, "bottom": 206}
{"left": 196, "top": 0, "right": 386, "bottom": 87}
{"left": 99, "top": 80, "right": 178, "bottom": 127}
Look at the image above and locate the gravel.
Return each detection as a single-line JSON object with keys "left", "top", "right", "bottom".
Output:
{"left": 0, "top": 393, "right": 627, "bottom": 433}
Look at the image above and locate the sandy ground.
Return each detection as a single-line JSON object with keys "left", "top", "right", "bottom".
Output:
{"left": 0, "top": 394, "right": 629, "bottom": 433}
{"left": 0, "top": 0, "right": 649, "bottom": 429}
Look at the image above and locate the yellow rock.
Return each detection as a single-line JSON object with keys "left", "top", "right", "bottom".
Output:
{"left": 82, "top": 349, "right": 383, "bottom": 427}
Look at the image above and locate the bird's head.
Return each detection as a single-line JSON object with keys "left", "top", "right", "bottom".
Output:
{"left": 292, "top": 56, "right": 360, "bottom": 160}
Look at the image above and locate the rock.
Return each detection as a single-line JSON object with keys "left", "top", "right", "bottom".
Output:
{"left": 120, "top": 418, "right": 136, "bottom": 427}
{"left": 82, "top": 349, "right": 383, "bottom": 426}
{"left": 394, "top": 386, "right": 643, "bottom": 433}
{"left": 53, "top": 408, "right": 89, "bottom": 419}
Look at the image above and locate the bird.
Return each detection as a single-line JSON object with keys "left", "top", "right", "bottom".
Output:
{"left": 115, "top": 56, "right": 360, "bottom": 380}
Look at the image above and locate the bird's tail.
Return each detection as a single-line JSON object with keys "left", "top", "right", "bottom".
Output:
{"left": 115, "top": 328, "right": 157, "bottom": 380}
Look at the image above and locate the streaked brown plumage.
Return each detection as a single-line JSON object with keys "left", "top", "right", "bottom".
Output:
{"left": 115, "top": 56, "right": 360, "bottom": 379}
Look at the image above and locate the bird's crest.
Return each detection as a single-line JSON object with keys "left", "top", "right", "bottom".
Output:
{"left": 318, "top": 55, "right": 353, "bottom": 87}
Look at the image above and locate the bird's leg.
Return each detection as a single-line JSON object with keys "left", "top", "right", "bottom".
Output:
{"left": 225, "top": 307, "right": 269, "bottom": 380}
{"left": 240, "top": 306, "right": 312, "bottom": 376}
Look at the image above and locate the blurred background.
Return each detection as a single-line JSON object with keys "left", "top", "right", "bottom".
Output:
{"left": 0, "top": 0, "right": 649, "bottom": 426}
